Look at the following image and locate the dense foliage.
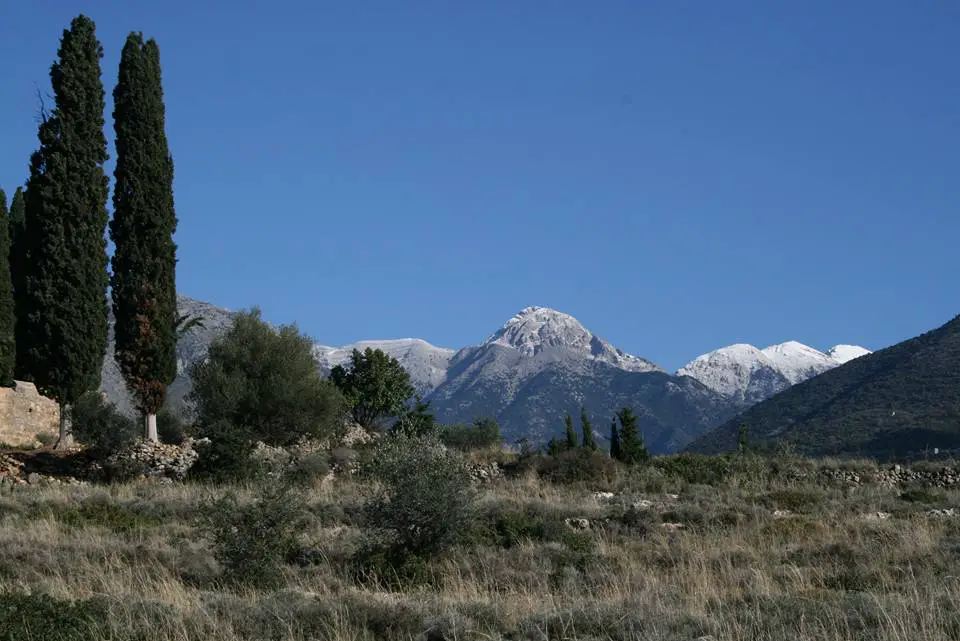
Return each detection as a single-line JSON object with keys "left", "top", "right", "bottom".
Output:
{"left": 110, "top": 32, "right": 178, "bottom": 429}
{"left": 16, "top": 15, "right": 110, "bottom": 441}
{"left": 330, "top": 347, "right": 414, "bottom": 430}
{"left": 188, "top": 309, "right": 345, "bottom": 478}
{"left": 0, "top": 191, "right": 14, "bottom": 386}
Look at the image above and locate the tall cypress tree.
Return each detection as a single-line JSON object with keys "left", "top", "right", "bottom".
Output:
{"left": 110, "top": 33, "right": 178, "bottom": 442}
{"left": 0, "top": 190, "right": 13, "bottom": 386}
{"left": 564, "top": 412, "right": 578, "bottom": 450}
{"left": 616, "top": 407, "right": 649, "bottom": 465}
{"left": 9, "top": 187, "right": 27, "bottom": 382}
{"left": 609, "top": 417, "right": 621, "bottom": 460}
{"left": 580, "top": 406, "right": 597, "bottom": 451}
{"left": 18, "top": 15, "right": 110, "bottom": 448}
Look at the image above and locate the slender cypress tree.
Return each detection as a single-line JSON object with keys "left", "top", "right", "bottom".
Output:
{"left": 110, "top": 33, "right": 178, "bottom": 442}
{"left": 580, "top": 406, "right": 597, "bottom": 450}
{"left": 9, "top": 187, "right": 28, "bottom": 382}
{"left": 18, "top": 15, "right": 110, "bottom": 448}
{"left": 0, "top": 190, "right": 13, "bottom": 386}
{"left": 609, "top": 417, "right": 621, "bottom": 460}
{"left": 564, "top": 412, "right": 578, "bottom": 450}
{"left": 616, "top": 407, "right": 649, "bottom": 465}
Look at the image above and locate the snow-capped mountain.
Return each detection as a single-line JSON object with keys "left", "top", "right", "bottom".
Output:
{"left": 313, "top": 339, "right": 455, "bottom": 396}
{"left": 482, "top": 306, "right": 662, "bottom": 373}
{"left": 826, "top": 344, "right": 872, "bottom": 364}
{"left": 677, "top": 340, "right": 871, "bottom": 406}
{"left": 426, "top": 306, "right": 733, "bottom": 451}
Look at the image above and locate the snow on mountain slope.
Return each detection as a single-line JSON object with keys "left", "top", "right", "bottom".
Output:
{"left": 826, "top": 344, "right": 872, "bottom": 364}
{"left": 482, "top": 306, "right": 662, "bottom": 373}
{"left": 676, "top": 344, "right": 790, "bottom": 406}
{"left": 314, "top": 339, "right": 455, "bottom": 396}
{"left": 678, "top": 340, "right": 872, "bottom": 406}
{"left": 761, "top": 341, "right": 837, "bottom": 385}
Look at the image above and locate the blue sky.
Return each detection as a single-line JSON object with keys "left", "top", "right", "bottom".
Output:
{"left": 2, "top": 1, "right": 958, "bottom": 371}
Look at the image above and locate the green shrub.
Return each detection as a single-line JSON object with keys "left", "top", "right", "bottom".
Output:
{"left": 763, "top": 488, "right": 826, "bottom": 513}
{"left": 189, "top": 309, "right": 346, "bottom": 461}
{"left": 200, "top": 481, "right": 306, "bottom": 588}
{"left": 59, "top": 498, "right": 162, "bottom": 534}
{"left": 284, "top": 452, "right": 331, "bottom": 487}
{"left": 0, "top": 592, "right": 107, "bottom": 641}
{"left": 900, "top": 487, "right": 945, "bottom": 505}
{"left": 70, "top": 391, "right": 137, "bottom": 454}
{"left": 654, "top": 453, "right": 734, "bottom": 486}
{"left": 537, "top": 448, "right": 622, "bottom": 486}
{"left": 189, "top": 419, "right": 259, "bottom": 482}
{"left": 361, "top": 434, "right": 475, "bottom": 559}
{"left": 157, "top": 406, "right": 188, "bottom": 445}
{"left": 439, "top": 418, "right": 503, "bottom": 451}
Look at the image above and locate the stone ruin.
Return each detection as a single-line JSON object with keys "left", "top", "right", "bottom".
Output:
{"left": 0, "top": 381, "right": 59, "bottom": 447}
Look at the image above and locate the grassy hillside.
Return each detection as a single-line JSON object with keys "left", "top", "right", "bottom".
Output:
{"left": 687, "top": 314, "right": 960, "bottom": 460}
{"left": 2, "top": 454, "right": 960, "bottom": 640}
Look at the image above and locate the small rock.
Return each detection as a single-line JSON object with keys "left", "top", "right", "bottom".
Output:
{"left": 661, "top": 522, "right": 685, "bottom": 531}
{"left": 564, "top": 518, "right": 591, "bottom": 531}
{"left": 772, "top": 509, "right": 793, "bottom": 519}
{"left": 632, "top": 499, "right": 654, "bottom": 510}
{"left": 593, "top": 491, "right": 616, "bottom": 502}
{"left": 26, "top": 472, "right": 40, "bottom": 485}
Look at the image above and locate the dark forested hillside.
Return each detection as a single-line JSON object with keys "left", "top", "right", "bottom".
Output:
{"left": 686, "top": 314, "right": 960, "bottom": 460}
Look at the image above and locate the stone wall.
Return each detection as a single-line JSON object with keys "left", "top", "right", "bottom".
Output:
{"left": 0, "top": 381, "right": 60, "bottom": 447}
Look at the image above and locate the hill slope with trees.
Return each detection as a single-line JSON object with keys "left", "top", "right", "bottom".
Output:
{"left": 687, "top": 313, "right": 960, "bottom": 460}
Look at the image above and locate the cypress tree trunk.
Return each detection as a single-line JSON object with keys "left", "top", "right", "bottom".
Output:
{"left": 58, "top": 403, "right": 74, "bottom": 449}
{"left": 17, "top": 15, "right": 110, "bottom": 451}
{"left": 0, "top": 190, "right": 14, "bottom": 386}
{"left": 564, "top": 412, "right": 578, "bottom": 450}
{"left": 110, "top": 33, "right": 178, "bottom": 443}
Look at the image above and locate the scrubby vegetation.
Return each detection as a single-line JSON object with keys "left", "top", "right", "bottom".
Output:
{"left": 2, "top": 447, "right": 960, "bottom": 640}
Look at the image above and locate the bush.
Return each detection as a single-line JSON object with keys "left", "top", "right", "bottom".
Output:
{"left": 188, "top": 309, "right": 346, "bottom": 480}
{"left": 361, "top": 434, "right": 475, "bottom": 558}
{"left": 0, "top": 592, "right": 107, "bottom": 641}
{"left": 189, "top": 309, "right": 346, "bottom": 447}
{"left": 201, "top": 481, "right": 306, "bottom": 588}
{"left": 284, "top": 452, "right": 331, "bottom": 487}
{"left": 440, "top": 418, "right": 503, "bottom": 451}
{"left": 70, "top": 391, "right": 138, "bottom": 454}
{"left": 537, "top": 448, "right": 622, "bottom": 486}
{"left": 654, "top": 453, "right": 735, "bottom": 486}
{"left": 157, "top": 406, "right": 188, "bottom": 445}
{"left": 189, "top": 419, "right": 259, "bottom": 482}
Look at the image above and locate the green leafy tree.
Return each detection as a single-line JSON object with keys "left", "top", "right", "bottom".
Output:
{"left": 615, "top": 407, "right": 649, "bottom": 465}
{"left": 110, "top": 33, "right": 178, "bottom": 443}
{"left": 609, "top": 416, "right": 621, "bottom": 460}
{"left": 0, "top": 190, "right": 14, "bottom": 386}
{"left": 391, "top": 395, "right": 436, "bottom": 437}
{"left": 738, "top": 423, "right": 749, "bottom": 455}
{"left": 17, "top": 16, "right": 110, "bottom": 448}
{"left": 330, "top": 347, "right": 414, "bottom": 431}
{"left": 188, "top": 309, "right": 345, "bottom": 479}
{"left": 564, "top": 412, "right": 578, "bottom": 450}
{"left": 8, "top": 186, "right": 26, "bottom": 381}
{"left": 580, "top": 406, "right": 597, "bottom": 450}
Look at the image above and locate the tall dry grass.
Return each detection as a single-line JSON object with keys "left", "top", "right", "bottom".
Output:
{"left": 1, "top": 462, "right": 959, "bottom": 640}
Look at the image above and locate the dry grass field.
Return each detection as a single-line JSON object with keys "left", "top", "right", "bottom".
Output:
{"left": 1, "top": 453, "right": 960, "bottom": 640}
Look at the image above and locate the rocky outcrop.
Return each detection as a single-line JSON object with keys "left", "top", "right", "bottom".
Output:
{"left": 0, "top": 382, "right": 60, "bottom": 447}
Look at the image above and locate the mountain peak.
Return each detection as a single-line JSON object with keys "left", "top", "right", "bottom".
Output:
{"left": 826, "top": 344, "right": 871, "bottom": 364}
{"left": 483, "top": 306, "right": 662, "bottom": 372}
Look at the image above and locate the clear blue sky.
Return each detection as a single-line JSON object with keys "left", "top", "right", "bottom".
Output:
{"left": 2, "top": 1, "right": 958, "bottom": 371}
